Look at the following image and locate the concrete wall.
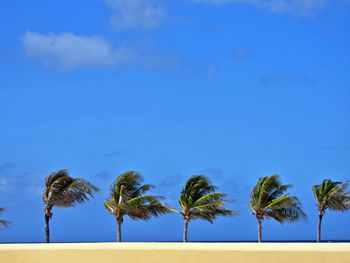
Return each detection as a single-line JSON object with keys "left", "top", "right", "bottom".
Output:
{"left": 1, "top": 243, "right": 350, "bottom": 263}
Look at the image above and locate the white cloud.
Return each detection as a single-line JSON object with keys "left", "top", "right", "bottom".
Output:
{"left": 106, "top": 0, "right": 166, "bottom": 30}
{"left": 22, "top": 31, "right": 132, "bottom": 70}
{"left": 191, "top": 0, "right": 328, "bottom": 15}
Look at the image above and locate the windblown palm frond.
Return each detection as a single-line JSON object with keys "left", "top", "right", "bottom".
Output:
{"left": 43, "top": 169, "right": 99, "bottom": 243}
{"left": 179, "top": 175, "right": 237, "bottom": 242}
{"left": 250, "top": 175, "right": 307, "bottom": 242}
{"left": 0, "top": 208, "right": 10, "bottom": 228}
{"left": 44, "top": 169, "right": 99, "bottom": 208}
{"left": 104, "top": 171, "right": 171, "bottom": 242}
{"left": 313, "top": 179, "right": 350, "bottom": 212}
{"left": 312, "top": 179, "right": 350, "bottom": 242}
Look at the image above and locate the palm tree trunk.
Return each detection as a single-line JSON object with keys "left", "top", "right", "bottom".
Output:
{"left": 117, "top": 218, "right": 122, "bottom": 242}
{"left": 183, "top": 219, "right": 189, "bottom": 242}
{"left": 45, "top": 213, "right": 50, "bottom": 243}
{"left": 317, "top": 213, "right": 323, "bottom": 243}
{"left": 257, "top": 218, "right": 262, "bottom": 243}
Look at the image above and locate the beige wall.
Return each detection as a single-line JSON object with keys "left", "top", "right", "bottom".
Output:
{"left": 1, "top": 243, "right": 350, "bottom": 263}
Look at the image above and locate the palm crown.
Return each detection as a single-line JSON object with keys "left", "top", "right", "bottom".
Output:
{"left": 0, "top": 208, "right": 10, "bottom": 228}
{"left": 313, "top": 179, "right": 350, "bottom": 213}
{"left": 43, "top": 169, "right": 99, "bottom": 242}
{"left": 179, "top": 175, "right": 236, "bottom": 242}
{"left": 104, "top": 171, "right": 171, "bottom": 242}
{"left": 250, "top": 175, "right": 307, "bottom": 242}
{"left": 312, "top": 179, "right": 350, "bottom": 242}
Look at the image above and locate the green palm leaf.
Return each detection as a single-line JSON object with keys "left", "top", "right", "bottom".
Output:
{"left": 43, "top": 169, "right": 99, "bottom": 242}
{"left": 312, "top": 179, "right": 350, "bottom": 242}
{"left": 104, "top": 171, "right": 171, "bottom": 242}
{"left": 179, "top": 175, "right": 237, "bottom": 242}
{"left": 250, "top": 175, "right": 307, "bottom": 242}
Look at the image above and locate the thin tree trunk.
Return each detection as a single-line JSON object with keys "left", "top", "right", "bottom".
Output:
{"left": 317, "top": 213, "right": 323, "bottom": 243}
{"left": 45, "top": 213, "right": 50, "bottom": 243}
{"left": 183, "top": 219, "right": 189, "bottom": 242}
{"left": 257, "top": 218, "right": 262, "bottom": 243}
{"left": 117, "top": 218, "right": 122, "bottom": 242}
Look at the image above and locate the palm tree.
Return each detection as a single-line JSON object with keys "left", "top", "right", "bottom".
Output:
{"left": 178, "top": 175, "right": 236, "bottom": 242}
{"left": 249, "top": 175, "right": 307, "bottom": 242}
{"left": 312, "top": 179, "right": 350, "bottom": 242}
{"left": 104, "top": 171, "right": 171, "bottom": 242}
{"left": 0, "top": 208, "right": 10, "bottom": 228}
{"left": 43, "top": 169, "right": 99, "bottom": 243}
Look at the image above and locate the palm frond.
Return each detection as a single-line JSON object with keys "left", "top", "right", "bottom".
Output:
{"left": 43, "top": 170, "right": 99, "bottom": 208}
{"left": 257, "top": 175, "right": 281, "bottom": 207}
{"left": 0, "top": 220, "right": 10, "bottom": 228}
{"left": 104, "top": 171, "right": 172, "bottom": 222}
{"left": 127, "top": 201, "right": 171, "bottom": 221}
{"left": 312, "top": 179, "right": 350, "bottom": 212}
{"left": 180, "top": 175, "right": 236, "bottom": 222}
{"left": 265, "top": 196, "right": 307, "bottom": 223}
{"left": 327, "top": 193, "right": 350, "bottom": 211}
{"left": 0, "top": 207, "right": 10, "bottom": 228}
{"left": 104, "top": 200, "right": 115, "bottom": 214}
{"left": 45, "top": 169, "right": 69, "bottom": 188}
{"left": 250, "top": 175, "right": 307, "bottom": 224}
{"left": 191, "top": 192, "right": 227, "bottom": 208}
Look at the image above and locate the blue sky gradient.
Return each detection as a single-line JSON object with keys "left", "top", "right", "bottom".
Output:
{"left": 0, "top": 0, "right": 349, "bottom": 242}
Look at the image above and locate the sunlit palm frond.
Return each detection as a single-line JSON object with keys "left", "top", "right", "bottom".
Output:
{"left": 191, "top": 192, "right": 227, "bottom": 208}
{"left": 250, "top": 175, "right": 307, "bottom": 222}
{"left": 180, "top": 175, "right": 236, "bottom": 222}
{"left": 104, "top": 200, "right": 115, "bottom": 214}
{"left": 312, "top": 179, "right": 350, "bottom": 242}
{"left": 313, "top": 179, "right": 350, "bottom": 212}
{"left": 105, "top": 171, "right": 171, "bottom": 220}
{"left": 104, "top": 171, "right": 171, "bottom": 242}
{"left": 250, "top": 175, "right": 306, "bottom": 242}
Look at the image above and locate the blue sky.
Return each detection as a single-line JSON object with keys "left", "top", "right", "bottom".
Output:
{"left": 0, "top": 0, "right": 349, "bottom": 242}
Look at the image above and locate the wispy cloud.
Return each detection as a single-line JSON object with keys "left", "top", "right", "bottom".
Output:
{"left": 95, "top": 171, "right": 113, "bottom": 180}
{"left": 260, "top": 71, "right": 313, "bottom": 85}
{"left": 21, "top": 31, "right": 221, "bottom": 81}
{"left": 22, "top": 31, "right": 132, "bottom": 70}
{"left": 191, "top": 0, "right": 328, "bottom": 15}
{"left": 199, "top": 168, "right": 251, "bottom": 196}
{"left": 231, "top": 48, "right": 253, "bottom": 60}
{"left": 106, "top": 0, "right": 166, "bottom": 30}
{"left": 0, "top": 164, "right": 46, "bottom": 196}
{"left": 0, "top": 162, "right": 16, "bottom": 174}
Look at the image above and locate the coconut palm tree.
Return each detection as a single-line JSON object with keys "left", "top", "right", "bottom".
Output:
{"left": 0, "top": 208, "right": 10, "bottom": 228}
{"left": 312, "top": 179, "right": 350, "bottom": 242}
{"left": 104, "top": 171, "right": 171, "bottom": 242}
{"left": 43, "top": 169, "right": 99, "bottom": 243}
{"left": 249, "top": 175, "right": 307, "bottom": 242}
{"left": 178, "top": 175, "right": 236, "bottom": 242}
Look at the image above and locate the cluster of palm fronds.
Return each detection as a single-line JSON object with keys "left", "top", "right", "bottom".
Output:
{"left": 1, "top": 170, "right": 349, "bottom": 243}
